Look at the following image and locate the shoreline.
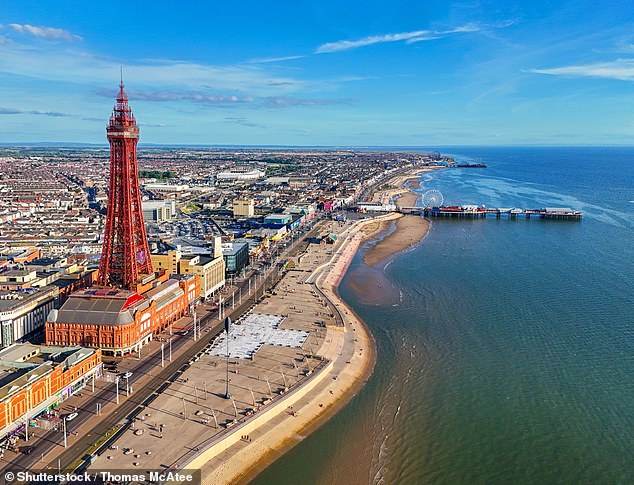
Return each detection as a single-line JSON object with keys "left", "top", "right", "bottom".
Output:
{"left": 362, "top": 174, "right": 432, "bottom": 267}
{"left": 363, "top": 215, "right": 430, "bottom": 267}
{"left": 193, "top": 168, "right": 431, "bottom": 484}
{"left": 193, "top": 214, "right": 400, "bottom": 485}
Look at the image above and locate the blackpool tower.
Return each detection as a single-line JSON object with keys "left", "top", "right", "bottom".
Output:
{"left": 97, "top": 80, "right": 153, "bottom": 289}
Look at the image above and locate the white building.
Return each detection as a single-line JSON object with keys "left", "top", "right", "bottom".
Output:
{"left": 232, "top": 198, "right": 255, "bottom": 218}
{"left": 0, "top": 286, "right": 59, "bottom": 348}
{"left": 142, "top": 200, "right": 176, "bottom": 222}
{"left": 216, "top": 170, "right": 265, "bottom": 182}
{"left": 143, "top": 183, "right": 189, "bottom": 193}
{"left": 356, "top": 202, "right": 397, "bottom": 212}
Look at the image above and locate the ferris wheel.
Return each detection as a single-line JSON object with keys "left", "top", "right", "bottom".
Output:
{"left": 421, "top": 189, "right": 444, "bottom": 208}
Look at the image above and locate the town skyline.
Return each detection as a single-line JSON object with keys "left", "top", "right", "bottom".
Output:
{"left": 1, "top": 0, "right": 634, "bottom": 145}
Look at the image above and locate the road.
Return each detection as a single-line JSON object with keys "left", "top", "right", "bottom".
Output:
{"left": 1, "top": 219, "right": 323, "bottom": 473}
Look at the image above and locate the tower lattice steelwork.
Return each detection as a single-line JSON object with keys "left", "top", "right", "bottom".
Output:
{"left": 97, "top": 81, "right": 153, "bottom": 289}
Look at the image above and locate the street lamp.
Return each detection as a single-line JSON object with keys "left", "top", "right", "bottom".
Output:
{"left": 224, "top": 317, "right": 231, "bottom": 399}
{"left": 62, "top": 416, "right": 67, "bottom": 448}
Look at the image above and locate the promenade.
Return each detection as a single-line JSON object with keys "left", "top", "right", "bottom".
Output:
{"left": 81, "top": 222, "right": 371, "bottom": 483}
{"left": 84, "top": 217, "right": 384, "bottom": 484}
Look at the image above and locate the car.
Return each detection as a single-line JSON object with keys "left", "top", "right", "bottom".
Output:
{"left": 66, "top": 412, "right": 78, "bottom": 422}
{"left": 122, "top": 372, "right": 133, "bottom": 379}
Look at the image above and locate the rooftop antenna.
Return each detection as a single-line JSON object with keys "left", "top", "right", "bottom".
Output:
{"left": 120, "top": 66, "right": 123, "bottom": 85}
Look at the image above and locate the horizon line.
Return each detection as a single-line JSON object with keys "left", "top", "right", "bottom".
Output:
{"left": 1, "top": 142, "right": 634, "bottom": 149}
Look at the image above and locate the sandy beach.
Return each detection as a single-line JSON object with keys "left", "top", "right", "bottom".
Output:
{"left": 188, "top": 215, "right": 404, "bottom": 485}
{"left": 395, "top": 190, "right": 420, "bottom": 208}
{"left": 371, "top": 165, "right": 441, "bottom": 209}
{"left": 211, "top": 213, "right": 431, "bottom": 483}
{"left": 361, "top": 167, "right": 433, "bottom": 267}
{"left": 182, "top": 167, "right": 433, "bottom": 484}
{"left": 364, "top": 215, "right": 430, "bottom": 267}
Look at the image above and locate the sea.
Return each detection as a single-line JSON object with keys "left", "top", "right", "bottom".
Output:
{"left": 250, "top": 146, "right": 634, "bottom": 485}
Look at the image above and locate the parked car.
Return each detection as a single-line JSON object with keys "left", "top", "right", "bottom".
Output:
{"left": 122, "top": 372, "right": 133, "bottom": 379}
{"left": 66, "top": 412, "right": 79, "bottom": 422}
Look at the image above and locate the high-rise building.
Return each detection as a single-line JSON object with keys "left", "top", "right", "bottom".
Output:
{"left": 97, "top": 81, "right": 153, "bottom": 289}
{"left": 47, "top": 82, "right": 200, "bottom": 356}
{"left": 232, "top": 198, "right": 255, "bottom": 218}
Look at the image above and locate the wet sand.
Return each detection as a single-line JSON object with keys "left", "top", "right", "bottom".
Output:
{"left": 198, "top": 167, "right": 436, "bottom": 483}
{"left": 407, "top": 178, "right": 421, "bottom": 190}
{"left": 363, "top": 215, "right": 430, "bottom": 267}
{"left": 371, "top": 167, "right": 432, "bottom": 205}
{"left": 359, "top": 216, "right": 400, "bottom": 240}
{"left": 395, "top": 191, "right": 420, "bottom": 208}
{"left": 346, "top": 264, "right": 399, "bottom": 306}
{"left": 194, "top": 215, "right": 405, "bottom": 485}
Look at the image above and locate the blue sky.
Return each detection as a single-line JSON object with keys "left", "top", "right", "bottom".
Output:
{"left": 1, "top": 0, "right": 634, "bottom": 145}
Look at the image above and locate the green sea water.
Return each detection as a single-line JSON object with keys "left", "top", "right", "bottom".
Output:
{"left": 251, "top": 147, "right": 634, "bottom": 485}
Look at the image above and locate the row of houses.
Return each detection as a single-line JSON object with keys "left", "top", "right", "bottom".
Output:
{"left": 0, "top": 343, "right": 102, "bottom": 441}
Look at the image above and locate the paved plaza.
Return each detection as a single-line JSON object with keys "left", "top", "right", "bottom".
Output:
{"left": 89, "top": 221, "right": 351, "bottom": 472}
{"left": 208, "top": 314, "right": 309, "bottom": 360}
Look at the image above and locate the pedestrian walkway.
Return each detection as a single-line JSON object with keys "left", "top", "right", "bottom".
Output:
{"left": 208, "top": 314, "right": 309, "bottom": 360}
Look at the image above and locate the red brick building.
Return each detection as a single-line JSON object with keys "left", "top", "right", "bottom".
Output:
{"left": 0, "top": 344, "right": 102, "bottom": 438}
{"left": 46, "top": 273, "right": 199, "bottom": 356}
{"left": 45, "top": 84, "right": 201, "bottom": 357}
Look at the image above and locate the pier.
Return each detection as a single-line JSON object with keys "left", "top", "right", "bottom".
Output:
{"left": 398, "top": 206, "right": 583, "bottom": 220}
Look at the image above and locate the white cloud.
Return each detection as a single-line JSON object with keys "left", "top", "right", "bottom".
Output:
{"left": 528, "top": 59, "right": 634, "bottom": 81}
{"left": 97, "top": 88, "right": 255, "bottom": 105}
{"left": 5, "top": 23, "right": 82, "bottom": 41}
{"left": 0, "top": 106, "right": 70, "bottom": 117}
{"left": 316, "top": 29, "right": 433, "bottom": 53}
{"left": 404, "top": 34, "right": 444, "bottom": 45}
{"left": 0, "top": 42, "right": 302, "bottom": 96}
{"left": 315, "top": 21, "right": 514, "bottom": 53}
{"left": 442, "top": 23, "right": 483, "bottom": 34}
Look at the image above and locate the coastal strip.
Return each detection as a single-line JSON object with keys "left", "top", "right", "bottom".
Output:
{"left": 79, "top": 168, "right": 434, "bottom": 483}
{"left": 362, "top": 176, "right": 431, "bottom": 267}
{"left": 363, "top": 215, "right": 430, "bottom": 267}
{"left": 193, "top": 213, "right": 402, "bottom": 485}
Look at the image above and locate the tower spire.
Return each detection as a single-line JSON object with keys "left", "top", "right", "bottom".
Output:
{"left": 98, "top": 79, "right": 153, "bottom": 289}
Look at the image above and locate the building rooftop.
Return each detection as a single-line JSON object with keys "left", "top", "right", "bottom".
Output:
{"left": 0, "top": 286, "right": 58, "bottom": 312}
{"left": 49, "top": 290, "right": 140, "bottom": 326}
{"left": 222, "top": 242, "right": 248, "bottom": 256}
{"left": 143, "top": 279, "right": 179, "bottom": 301}
{"left": 181, "top": 254, "right": 216, "bottom": 266}
{"left": 0, "top": 344, "right": 97, "bottom": 401}
{"left": 28, "top": 257, "right": 64, "bottom": 267}
{"left": 0, "top": 343, "right": 42, "bottom": 364}
{"left": 264, "top": 213, "right": 292, "bottom": 221}
{"left": 0, "top": 269, "right": 35, "bottom": 278}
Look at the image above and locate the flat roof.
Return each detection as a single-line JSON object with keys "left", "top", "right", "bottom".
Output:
{"left": 0, "top": 269, "right": 34, "bottom": 277}
{"left": 0, "top": 343, "right": 41, "bottom": 363}
{"left": 0, "top": 344, "right": 97, "bottom": 401}
{"left": 0, "top": 286, "right": 57, "bottom": 312}
{"left": 222, "top": 242, "right": 248, "bottom": 256}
